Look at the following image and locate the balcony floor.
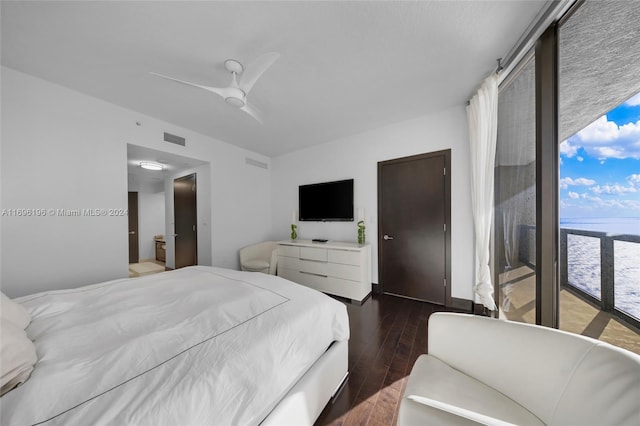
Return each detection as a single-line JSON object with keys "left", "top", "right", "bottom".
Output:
{"left": 499, "top": 265, "right": 640, "bottom": 355}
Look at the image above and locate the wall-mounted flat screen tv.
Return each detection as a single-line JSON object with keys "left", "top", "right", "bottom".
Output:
{"left": 299, "top": 179, "right": 354, "bottom": 221}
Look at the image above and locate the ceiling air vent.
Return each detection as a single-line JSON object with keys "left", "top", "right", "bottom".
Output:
{"left": 245, "top": 157, "right": 268, "bottom": 170}
{"left": 164, "top": 132, "right": 186, "bottom": 146}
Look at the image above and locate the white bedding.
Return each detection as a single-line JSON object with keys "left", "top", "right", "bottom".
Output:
{"left": 0, "top": 266, "right": 349, "bottom": 425}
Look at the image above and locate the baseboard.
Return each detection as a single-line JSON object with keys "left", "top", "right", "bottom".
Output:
{"left": 372, "top": 287, "right": 480, "bottom": 315}
{"left": 473, "top": 303, "right": 491, "bottom": 316}
{"left": 449, "top": 297, "right": 473, "bottom": 312}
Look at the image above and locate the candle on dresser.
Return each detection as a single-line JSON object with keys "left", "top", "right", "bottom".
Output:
{"left": 357, "top": 208, "right": 365, "bottom": 222}
{"left": 292, "top": 210, "right": 297, "bottom": 224}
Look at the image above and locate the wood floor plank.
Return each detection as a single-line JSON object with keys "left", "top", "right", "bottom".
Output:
{"left": 343, "top": 398, "right": 375, "bottom": 426}
{"left": 383, "top": 299, "right": 422, "bottom": 390}
{"left": 315, "top": 293, "right": 468, "bottom": 426}
{"left": 367, "top": 385, "right": 401, "bottom": 426}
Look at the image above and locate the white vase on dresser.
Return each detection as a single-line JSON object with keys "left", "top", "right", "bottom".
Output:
{"left": 277, "top": 240, "right": 371, "bottom": 303}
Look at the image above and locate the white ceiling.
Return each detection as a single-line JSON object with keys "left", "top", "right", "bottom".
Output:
{"left": 1, "top": 1, "right": 546, "bottom": 157}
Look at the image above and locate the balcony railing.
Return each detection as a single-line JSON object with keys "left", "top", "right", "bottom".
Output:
{"left": 516, "top": 225, "right": 640, "bottom": 329}
{"left": 560, "top": 228, "right": 640, "bottom": 329}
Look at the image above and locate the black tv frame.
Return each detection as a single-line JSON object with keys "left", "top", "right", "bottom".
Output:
{"left": 298, "top": 179, "right": 354, "bottom": 222}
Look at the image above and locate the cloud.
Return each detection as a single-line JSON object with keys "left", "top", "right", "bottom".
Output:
{"left": 575, "top": 193, "right": 640, "bottom": 211}
{"left": 590, "top": 184, "right": 637, "bottom": 195}
{"left": 565, "top": 115, "right": 640, "bottom": 160}
{"left": 625, "top": 92, "right": 640, "bottom": 107}
{"left": 622, "top": 200, "right": 640, "bottom": 210}
{"left": 559, "top": 140, "right": 579, "bottom": 158}
{"left": 568, "top": 191, "right": 580, "bottom": 199}
{"left": 628, "top": 174, "right": 640, "bottom": 186}
{"left": 560, "top": 177, "right": 596, "bottom": 189}
{"left": 577, "top": 156, "right": 584, "bottom": 162}
{"left": 575, "top": 116, "right": 620, "bottom": 143}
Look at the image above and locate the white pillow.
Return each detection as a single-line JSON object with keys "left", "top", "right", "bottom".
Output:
{"left": 0, "top": 292, "right": 31, "bottom": 329}
{"left": 1, "top": 319, "right": 37, "bottom": 396}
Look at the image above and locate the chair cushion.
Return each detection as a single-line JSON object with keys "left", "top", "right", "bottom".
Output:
{"left": 243, "top": 259, "right": 270, "bottom": 271}
{"left": 399, "top": 354, "right": 544, "bottom": 426}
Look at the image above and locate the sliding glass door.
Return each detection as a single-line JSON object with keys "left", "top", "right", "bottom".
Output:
{"left": 557, "top": 0, "right": 640, "bottom": 353}
{"left": 494, "top": 0, "right": 640, "bottom": 355}
{"left": 495, "top": 53, "right": 537, "bottom": 324}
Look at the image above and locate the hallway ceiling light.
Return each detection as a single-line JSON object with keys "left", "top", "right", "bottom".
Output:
{"left": 139, "top": 161, "right": 164, "bottom": 171}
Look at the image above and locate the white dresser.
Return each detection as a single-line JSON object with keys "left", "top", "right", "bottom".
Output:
{"left": 277, "top": 240, "right": 371, "bottom": 303}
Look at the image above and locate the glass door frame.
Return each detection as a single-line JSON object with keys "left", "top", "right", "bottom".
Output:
{"left": 493, "top": 17, "right": 565, "bottom": 329}
{"left": 535, "top": 24, "right": 560, "bottom": 328}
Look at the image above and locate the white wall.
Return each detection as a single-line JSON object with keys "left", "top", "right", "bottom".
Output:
{"left": 1, "top": 67, "right": 271, "bottom": 298}
{"left": 1, "top": 65, "right": 473, "bottom": 300}
{"left": 270, "top": 107, "right": 474, "bottom": 300}
{"left": 137, "top": 191, "right": 166, "bottom": 261}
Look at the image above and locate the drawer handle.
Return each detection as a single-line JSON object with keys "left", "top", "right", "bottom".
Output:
{"left": 300, "top": 257, "right": 327, "bottom": 263}
{"left": 300, "top": 271, "right": 328, "bottom": 278}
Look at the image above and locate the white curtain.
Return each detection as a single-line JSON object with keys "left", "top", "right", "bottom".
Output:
{"left": 467, "top": 74, "right": 498, "bottom": 311}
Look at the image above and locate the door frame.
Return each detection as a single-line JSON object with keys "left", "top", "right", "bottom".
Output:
{"left": 377, "top": 149, "right": 452, "bottom": 307}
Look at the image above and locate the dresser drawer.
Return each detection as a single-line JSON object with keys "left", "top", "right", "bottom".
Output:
{"left": 279, "top": 256, "right": 360, "bottom": 282}
{"left": 328, "top": 249, "right": 361, "bottom": 266}
{"left": 280, "top": 268, "right": 360, "bottom": 299}
{"left": 300, "top": 247, "right": 328, "bottom": 262}
{"left": 277, "top": 267, "right": 299, "bottom": 283}
{"left": 278, "top": 245, "right": 300, "bottom": 258}
{"left": 279, "top": 256, "right": 327, "bottom": 276}
{"left": 326, "top": 262, "right": 361, "bottom": 282}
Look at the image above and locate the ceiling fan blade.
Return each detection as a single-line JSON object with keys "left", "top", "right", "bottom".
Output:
{"left": 238, "top": 52, "right": 280, "bottom": 95}
{"left": 240, "top": 103, "right": 263, "bottom": 124}
{"left": 149, "top": 72, "right": 232, "bottom": 99}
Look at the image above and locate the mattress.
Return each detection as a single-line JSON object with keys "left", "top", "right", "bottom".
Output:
{"left": 0, "top": 266, "right": 349, "bottom": 425}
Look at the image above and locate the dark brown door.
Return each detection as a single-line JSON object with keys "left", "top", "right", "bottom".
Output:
{"left": 174, "top": 173, "right": 197, "bottom": 269}
{"left": 128, "top": 191, "right": 139, "bottom": 264}
{"left": 378, "top": 151, "right": 451, "bottom": 304}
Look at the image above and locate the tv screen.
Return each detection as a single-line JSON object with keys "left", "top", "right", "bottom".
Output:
{"left": 299, "top": 179, "right": 354, "bottom": 221}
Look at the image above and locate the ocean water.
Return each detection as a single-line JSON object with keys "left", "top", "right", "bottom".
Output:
{"left": 561, "top": 217, "right": 639, "bottom": 320}
{"left": 560, "top": 217, "right": 640, "bottom": 235}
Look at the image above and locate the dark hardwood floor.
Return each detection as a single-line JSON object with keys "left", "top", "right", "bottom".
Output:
{"left": 315, "top": 292, "right": 467, "bottom": 426}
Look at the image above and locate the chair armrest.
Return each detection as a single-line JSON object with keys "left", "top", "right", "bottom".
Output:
{"left": 269, "top": 248, "right": 279, "bottom": 275}
{"left": 406, "top": 395, "right": 517, "bottom": 426}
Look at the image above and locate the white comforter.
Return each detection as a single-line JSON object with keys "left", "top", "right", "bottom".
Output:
{"left": 1, "top": 266, "right": 349, "bottom": 425}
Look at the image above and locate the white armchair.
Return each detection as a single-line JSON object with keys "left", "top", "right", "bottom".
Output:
{"left": 239, "top": 241, "right": 279, "bottom": 275}
{"left": 399, "top": 313, "right": 640, "bottom": 425}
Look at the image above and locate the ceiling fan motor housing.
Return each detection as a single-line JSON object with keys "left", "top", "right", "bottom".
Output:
{"left": 224, "top": 87, "right": 246, "bottom": 107}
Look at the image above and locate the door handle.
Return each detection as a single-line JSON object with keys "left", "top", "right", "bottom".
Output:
{"left": 172, "top": 234, "right": 178, "bottom": 237}
{"left": 383, "top": 234, "right": 394, "bottom": 240}
{"left": 129, "top": 231, "right": 136, "bottom": 235}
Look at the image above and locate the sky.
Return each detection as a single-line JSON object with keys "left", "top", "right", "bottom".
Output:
{"left": 559, "top": 91, "right": 640, "bottom": 220}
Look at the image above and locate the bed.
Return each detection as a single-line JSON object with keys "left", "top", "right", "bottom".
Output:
{"left": 1, "top": 266, "right": 349, "bottom": 425}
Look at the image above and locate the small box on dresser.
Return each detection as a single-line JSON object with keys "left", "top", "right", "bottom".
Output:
{"left": 277, "top": 240, "right": 371, "bottom": 303}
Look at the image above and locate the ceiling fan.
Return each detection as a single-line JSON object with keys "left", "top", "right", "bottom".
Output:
{"left": 150, "top": 52, "right": 280, "bottom": 124}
